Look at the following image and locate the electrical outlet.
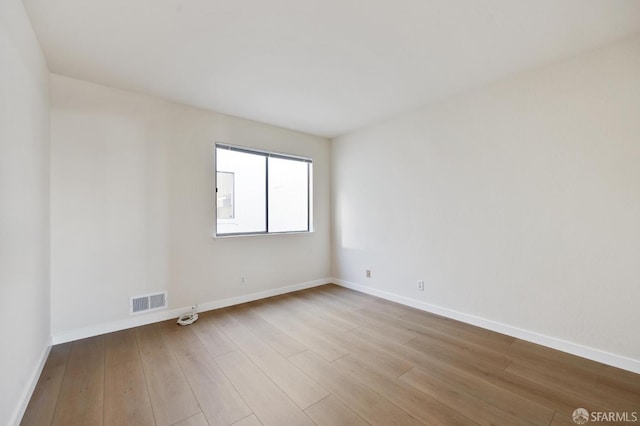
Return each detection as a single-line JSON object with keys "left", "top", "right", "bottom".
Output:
{"left": 366, "top": 269, "right": 371, "bottom": 278}
{"left": 417, "top": 280, "right": 425, "bottom": 291}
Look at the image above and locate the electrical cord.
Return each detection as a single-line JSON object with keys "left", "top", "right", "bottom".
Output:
{"left": 177, "top": 305, "right": 199, "bottom": 326}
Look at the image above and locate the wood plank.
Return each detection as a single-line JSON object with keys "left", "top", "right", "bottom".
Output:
{"left": 352, "top": 322, "right": 418, "bottom": 346}
{"left": 349, "top": 325, "right": 477, "bottom": 373}
{"left": 399, "top": 309, "right": 515, "bottom": 353}
{"left": 259, "top": 296, "right": 349, "bottom": 336}
{"left": 231, "top": 414, "right": 262, "bottom": 426}
{"left": 305, "top": 287, "right": 366, "bottom": 311}
{"left": 290, "top": 350, "right": 423, "bottom": 426}
{"left": 510, "top": 339, "right": 611, "bottom": 376}
{"left": 104, "top": 330, "right": 155, "bottom": 426}
{"left": 159, "top": 321, "right": 252, "bottom": 425}
{"left": 497, "top": 365, "right": 610, "bottom": 416}
{"left": 304, "top": 396, "right": 369, "bottom": 426}
{"left": 284, "top": 293, "right": 359, "bottom": 332}
{"left": 51, "top": 336, "right": 104, "bottom": 426}
{"left": 214, "top": 312, "right": 329, "bottom": 409}
{"left": 405, "top": 334, "right": 511, "bottom": 373}
{"left": 505, "top": 357, "right": 597, "bottom": 390}
{"left": 399, "top": 367, "right": 535, "bottom": 426}
{"left": 259, "top": 328, "right": 309, "bottom": 358}
{"left": 367, "top": 298, "right": 419, "bottom": 319}
{"left": 257, "top": 297, "right": 413, "bottom": 378}
{"left": 214, "top": 350, "right": 314, "bottom": 426}
{"left": 597, "top": 363, "right": 640, "bottom": 385}
{"left": 296, "top": 289, "right": 365, "bottom": 316}
{"left": 351, "top": 308, "right": 424, "bottom": 344}
{"left": 406, "top": 363, "right": 555, "bottom": 425}
{"left": 327, "top": 328, "right": 414, "bottom": 378}
{"left": 332, "top": 355, "right": 475, "bottom": 425}
{"left": 510, "top": 341, "right": 640, "bottom": 405}
{"left": 251, "top": 304, "right": 348, "bottom": 361}
{"left": 505, "top": 359, "right": 638, "bottom": 413}
{"left": 358, "top": 307, "right": 512, "bottom": 371}
{"left": 227, "top": 305, "right": 307, "bottom": 357}
{"left": 351, "top": 325, "right": 599, "bottom": 416}
{"left": 550, "top": 411, "right": 581, "bottom": 426}
{"left": 135, "top": 324, "right": 200, "bottom": 426}
{"left": 596, "top": 374, "right": 640, "bottom": 403}
{"left": 322, "top": 286, "right": 378, "bottom": 306}
{"left": 296, "top": 291, "right": 385, "bottom": 331}
{"left": 190, "top": 314, "right": 238, "bottom": 358}
{"left": 172, "top": 412, "right": 209, "bottom": 426}
{"left": 314, "top": 286, "right": 375, "bottom": 311}
{"left": 295, "top": 291, "right": 415, "bottom": 345}
{"left": 21, "top": 343, "right": 71, "bottom": 426}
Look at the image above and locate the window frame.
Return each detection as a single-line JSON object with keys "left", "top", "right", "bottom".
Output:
{"left": 214, "top": 142, "right": 313, "bottom": 237}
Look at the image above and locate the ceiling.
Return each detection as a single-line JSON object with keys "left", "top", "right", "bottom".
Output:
{"left": 23, "top": 0, "right": 640, "bottom": 138}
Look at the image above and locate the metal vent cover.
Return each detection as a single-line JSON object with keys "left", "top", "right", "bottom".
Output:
{"left": 130, "top": 291, "right": 168, "bottom": 314}
{"left": 149, "top": 293, "right": 166, "bottom": 310}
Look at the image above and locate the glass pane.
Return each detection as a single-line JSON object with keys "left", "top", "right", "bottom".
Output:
{"left": 216, "top": 171, "right": 234, "bottom": 219}
{"left": 216, "top": 148, "right": 266, "bottom": 234}
{"left": 268, "top": 157, "right": 309, "bottom": 232}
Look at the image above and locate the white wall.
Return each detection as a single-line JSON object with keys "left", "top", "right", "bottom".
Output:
{"left": 50, "top": 75, "right": 331, "bottom": 339}
{"left": 0, "top": 1, "right": 51, "bottom": 424}
{"left": 332, "top": 36, "right": 640, "bottom": 370}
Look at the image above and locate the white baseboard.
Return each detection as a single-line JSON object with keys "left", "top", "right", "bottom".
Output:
{"left": 333, "top": 278, "right": 640, "bottom": 374}
{"left": 52, "top": 278, "right": 331, "bottom": 345}
{"left": 11, "top": 341, "right": 51, "bottom": 426}
{"left": 195, "top": 278, "right": 330, "bottom": 313}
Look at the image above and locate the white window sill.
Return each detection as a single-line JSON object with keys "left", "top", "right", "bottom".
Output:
{"left": 212, "top": 230, "right": 313, "bottom": 239}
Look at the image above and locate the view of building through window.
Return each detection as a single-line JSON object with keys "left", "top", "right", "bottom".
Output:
{"left": 216, "top": 171, "right": 234, "bottom": 219}
{"left": 215, "top": 144, "right": 312, "bottom": 235}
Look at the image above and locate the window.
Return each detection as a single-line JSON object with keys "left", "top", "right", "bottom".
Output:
{"left": 216, "top": 171, "right": 235, "bottom": 219}
{"left": 215, "top": 143, "right": 312, "bottom": 236}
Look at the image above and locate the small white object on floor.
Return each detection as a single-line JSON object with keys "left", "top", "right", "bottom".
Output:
{"left": 177, "top": 305, "right": 199, "bottom": 326}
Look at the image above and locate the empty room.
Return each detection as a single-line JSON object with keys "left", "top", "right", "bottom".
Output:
{"left": 2, "top": 0, "right": 640, "bottom": 425}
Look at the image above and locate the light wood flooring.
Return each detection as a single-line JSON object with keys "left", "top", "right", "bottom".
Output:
{"left": 22, "top": 284, "right": 640, "bottom": 425}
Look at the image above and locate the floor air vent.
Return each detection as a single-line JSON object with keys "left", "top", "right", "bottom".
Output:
{"left": 130, "top": 291, "right": 168, "bottom": 314}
